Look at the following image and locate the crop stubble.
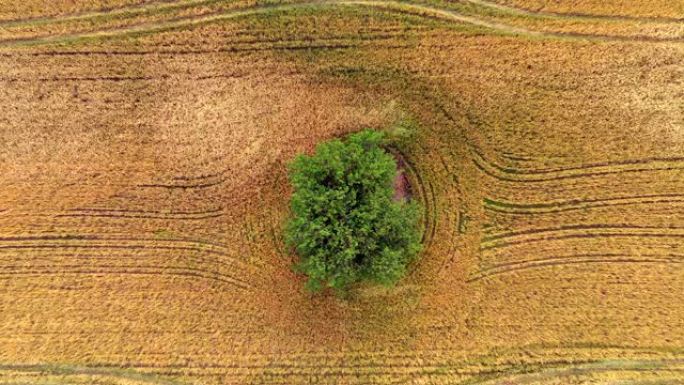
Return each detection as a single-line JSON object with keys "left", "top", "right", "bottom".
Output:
{"left": 0, "top": 1, "right": 682, "bottom": 384}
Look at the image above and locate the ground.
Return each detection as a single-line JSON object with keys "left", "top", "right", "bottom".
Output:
{"left": 0, "top": 1, "right": 682, "bottom": 384}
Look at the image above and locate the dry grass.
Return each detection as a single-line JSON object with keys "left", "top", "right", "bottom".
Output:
{"left": 0, "top": 2, "right": 682, "bottom": 384}
{"left": 1, "top": 0, "right": 682, "bottom": 46}
{"left": 492, "top": 0, "right": 684, "bottom": 19}
{"left": 0, "top": 0, "right": 160, "bottom": 21}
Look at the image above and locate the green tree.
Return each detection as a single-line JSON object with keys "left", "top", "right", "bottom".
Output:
{"left": 285, "top": 129, "right": 422, "bottom": 293}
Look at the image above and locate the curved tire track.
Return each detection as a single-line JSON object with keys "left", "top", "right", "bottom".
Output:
{"left": 0, "top": 352, "right": 682, "bottom": 383}
{"left": 484, "top": 193, "right": 684, "bottom": 215}
{"left": 0, "top": 0, "right": 208, "bottom": 27}
{"left": 0, "top": 248, "right": 256, "bottom": 290}
{"left": 388, "top": 147, "right": 436, "bottom": 247}
{"left": 1, "top": 0, "right": 682, "bottom": 48}
{"left": 481, "top": 226, "right": 684, "bottom": 251}
{"left": 57, "top": 207, "right": 225, "bottom": 220}
{"left": 0, "top": 234, "right": 270, "bottom": 279}
{"left": 483, "top": 223, "right": 684, "bottom": 242}
{"left": 471, "top": 148, "right": 684, "bottom": 183}
{"left": 468, "top": 252, "right": 684, "bottom": 282}
{"left": 466, "top": 0, "right": 684, "bottom": 24}
{"left": 0, "top": 238, "right": 264, "bottom": 268}
{"left": 0, "top": 266, "right": 252, "bottom": 290}
{"left": 464, "top": 357, "right": 684, "bottom": 384}
{"left": 0, "top": 364, "right": 189, "bottom": 385}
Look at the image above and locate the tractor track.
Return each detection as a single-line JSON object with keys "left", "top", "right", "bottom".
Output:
{"left": 60, "top": 206, "right": 224, "bottom": 217}
{"left": 0, "top": 0, "right": 682, "bottom": 48}
{"left": 0, "top": 242, "right": 250, "bottom": 266}
{"left": 483, "top": 193, "right": 684, "bottom": 215}
{"left": 481, "top": 229, "right": 684, "bottom": 251}
{"left": 472, "top": 149, "right": 684, "bottom": 183}
{"left": 0, "top": 234, "right": 270, "bottom": 269}
{"left": 0, "top": 245, "right": 251, "bottom": 288}
{"left": 468, "top": 252, "right": 684, "bottom": 282}
{"left": 466, "top": 0, "right": 684, "bottom": 24}
{"left": 0, "top": 33, "right": 407, "bottom": 59}
{"left": 483, "top": 223, "right": 684, "bottom": 242}
{"left": 0, "top": 0, "right": 212, "bottom": 27}
{"left": 0, "top": 42, "right": 373, "bottom": 58}
{"left": 479, "top": 153, "right": 684, "bottom": 175}
{"left": 0, "top": 354, "right": 679, "bottom": 381}
{"left": 55, "top": 212, "right": 225, "bottom": 220}
{"left": 0, "top": 245, "right": 249, "bottom": 272}
{"left": 0, "top": 266, "right": 252, "bottom": 290}
{"left": 463, "top": 357, "right": 684, "bottom": 385}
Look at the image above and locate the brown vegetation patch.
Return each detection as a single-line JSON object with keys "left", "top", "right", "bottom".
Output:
{"left": 392, "top": 152, "right": 413, "bottom": 201}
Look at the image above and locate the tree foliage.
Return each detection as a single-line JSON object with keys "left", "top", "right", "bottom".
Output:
{"left": 285, "top": 129, "right": 422, "bottom": 293}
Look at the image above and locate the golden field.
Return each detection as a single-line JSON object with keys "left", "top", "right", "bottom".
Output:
{"left": 0, "top": 0, "right": 682, "bottom": 384}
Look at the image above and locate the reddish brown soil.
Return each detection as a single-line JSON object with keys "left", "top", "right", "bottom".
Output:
{"left": 393, "top": 155, "right": 412, "bottom": 201}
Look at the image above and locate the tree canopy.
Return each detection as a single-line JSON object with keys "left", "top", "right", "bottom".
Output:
{"left": 285, "top": 129, "right": 422, "bottom": 293}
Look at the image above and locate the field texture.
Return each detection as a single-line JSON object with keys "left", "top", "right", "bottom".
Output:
{"left": 0, "top": 0, "right": 683, "bottom": 384}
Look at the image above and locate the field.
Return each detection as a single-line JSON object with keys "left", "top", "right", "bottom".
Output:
{"left": 0, "top": 0, "right": 683, "bottom": 384}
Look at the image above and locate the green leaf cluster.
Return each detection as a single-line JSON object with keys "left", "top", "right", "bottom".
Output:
{"left": 285, "top": 129, "right": 422, "bottom": 293}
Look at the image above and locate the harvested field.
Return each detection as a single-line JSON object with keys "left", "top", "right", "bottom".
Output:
{"left": 0, "top": 0, "right": 159, "bottom": 21}
{"left": 0, "top": 1, "right": 682, "bottom": 384}
{"left": 488, "top": 0, "right": 684, "bottom": 20}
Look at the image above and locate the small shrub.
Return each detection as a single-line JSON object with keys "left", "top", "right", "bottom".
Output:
{"left": 285, "top": 129, "right": 422, "bottom": 293}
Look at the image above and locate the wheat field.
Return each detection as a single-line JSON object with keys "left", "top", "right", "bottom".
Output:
{"left": 0, "top": 0, "right": 682, "bottom": 384}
